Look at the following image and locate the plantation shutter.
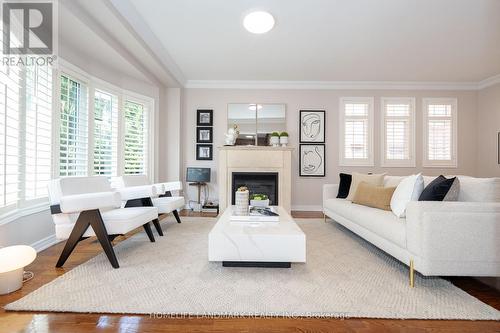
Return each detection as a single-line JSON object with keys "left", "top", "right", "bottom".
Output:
{"left": 0, "top": 66, "right": 21, "bottom": 210}
{"left": 124, "top": 99, "right": 148, "bottom": 175}
{"left": 59, "top": 75, "right": 88, "bottom": 176}
{"left": 24, "top": 65, "right": 53, "bottom": 201}
{"left": 344, "top": 103, "right": 369, "bottom": 159}
{"left": 93, "top": 90, "right": 118, "bottom": 176}
{"left": 427, "top": 104, "right": 452, "bottom": 161}
{"left": 384, "top": 102, "right": 411, "bottom": 161}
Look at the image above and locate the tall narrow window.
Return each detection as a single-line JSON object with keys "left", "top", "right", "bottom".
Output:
{"left": 124, "top": 99, "right": 149, "bottom": 175}
{"left": 339, "top": 97, "right": 374, "bottom": 166}
{"left": 0, "top": 65, "right": 21, "bottom": 211}
{"left": 423, "top": 98, "right": 457, "bottom": 167}
{"left": 59, "top": 75, "right": 88, "bottom": 176}
{"left": 93, "top": 90, "right": 118, "bottom": 176}
{"left": 24, "top": 65, "right": 53, "bottom": 201}
{"left": 381, "top": 97, "right": 415, "bottom": 167}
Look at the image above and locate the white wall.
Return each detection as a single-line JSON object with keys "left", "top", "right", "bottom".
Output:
{"left": 181, "top": 88, "right": 479, "bottom": 210}
{"left": 477, "top": 83, "right": 500, "bottom": 177}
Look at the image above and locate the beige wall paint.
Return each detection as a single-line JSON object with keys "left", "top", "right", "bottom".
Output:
{"left": 477, "top": 83, "right": 500, "bottom": 177}
{"left": 181, "top": 88, "right": 478, "bottom": 210}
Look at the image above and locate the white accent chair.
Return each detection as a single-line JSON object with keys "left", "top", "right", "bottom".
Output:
{"left": 112, "top": 175, "right": 185, "bottom": 236}
{"left": 48, "top": 176, "right": 158, "bottom": 268}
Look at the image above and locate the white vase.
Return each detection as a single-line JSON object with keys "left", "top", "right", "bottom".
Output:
{"left": 234, "top": 190, "right": 249, "bottom": 215}
{"left": 280, "top": 136, "right": 288, "bottom": 146}
{"left": 270, "top": 136, "right": 280, "bottom": 147}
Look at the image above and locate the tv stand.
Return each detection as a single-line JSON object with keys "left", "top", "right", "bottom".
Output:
{"left": 188, "top": 182, "right": 207, "bottom": 211}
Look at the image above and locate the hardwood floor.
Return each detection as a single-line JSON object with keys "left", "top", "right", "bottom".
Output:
{"left": 1, "top": 211, "right": 498, "bottom": 333}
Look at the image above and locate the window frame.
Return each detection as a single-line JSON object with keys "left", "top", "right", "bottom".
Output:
{"left": 338, "top": 97, "right": 374, "bottom": 167}
{"left": 380, "top": 97, "right": 416, "bottom": 168}
{"left": 422, "top": 97, "right": 458, "bottom": 168}
{"left": 54, "top": 60, "right": 155, "bottom": 179}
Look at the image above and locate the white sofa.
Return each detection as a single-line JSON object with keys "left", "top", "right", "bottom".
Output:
{"left": 323, "top": 175, "right": 500, "bottom": 285}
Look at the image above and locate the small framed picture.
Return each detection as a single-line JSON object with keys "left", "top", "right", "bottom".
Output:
{"left": 197, "top": 109, "right": 213, "bottom": 126}
{"left": 197, "top": 127, "right": 213, "bottom": 143}
{"left": 196, "top": 144, "right": 213, "bottom": 160}
{"left": 300, "top": 110, "right": 325, "bottom": 143}
{"left": 299, "top": 144, "right": 325, "bottom": 177}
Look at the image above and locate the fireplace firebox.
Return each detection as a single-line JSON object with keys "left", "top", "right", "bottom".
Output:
{"left": 231, "top": 172, "right": 278, "bottom": 206}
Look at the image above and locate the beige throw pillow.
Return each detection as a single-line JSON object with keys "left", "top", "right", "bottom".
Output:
{"left": 346, "top": 172, "right": 386, "bottom": 201}
{"left": 352, "top": 182, "right": 396, "bottom": 211}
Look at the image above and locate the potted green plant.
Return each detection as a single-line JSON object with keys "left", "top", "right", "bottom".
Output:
{"left": 250, "top": 193, "right": 269, "bottom": 207}
{"left": 279, "top": 132, "right": 289, "bottom": 146}
{"left": 270, "top": 132, "right": 280, "bottom": 147}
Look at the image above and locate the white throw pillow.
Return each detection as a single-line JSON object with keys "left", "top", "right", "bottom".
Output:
{"left": 390, "top": 174, "right": 424, "bottom": 218}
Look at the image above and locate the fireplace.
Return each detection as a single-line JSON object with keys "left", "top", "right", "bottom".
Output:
{"left": 231, "top": 172, "right": 279, "bottom": 205}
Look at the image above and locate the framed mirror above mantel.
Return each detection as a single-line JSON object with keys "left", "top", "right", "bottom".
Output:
{"left": 227, "top": 103, "right": 286, "bottom": 146}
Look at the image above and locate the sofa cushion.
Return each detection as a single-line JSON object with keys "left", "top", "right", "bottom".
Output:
{"left": 324, "top": 198, "right": 406, "bottom": 248}
{"left": 346, "top": 172, "right": 385, "bottom": 201}
{"left": 352, "top": 182, "right": 396, "bottom": 211}
{"left": 336, "top": 173, "right": 352, "bottom": 199}
{"left": 456, "top": 176, "right": 500, "bottom": 202}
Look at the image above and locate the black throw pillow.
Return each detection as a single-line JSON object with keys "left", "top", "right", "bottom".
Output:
{"left": 418, "top": 175, "right": 457, "bottom": 201}
{"left": 337, "top": 173, "right": 352, "bottom": 199}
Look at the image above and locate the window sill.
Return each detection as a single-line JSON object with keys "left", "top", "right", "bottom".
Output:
{"left": 0, "top": 202, "right": 49, "bottom": 227}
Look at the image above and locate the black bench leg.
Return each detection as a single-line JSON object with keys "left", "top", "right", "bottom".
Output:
{"left": 57, "top": 209, "right": 120, "bottom": 269}
{"left": 90, "top": 210, "right": 120, "bottom": 268}
{"left": 143, "top": 222, "right": 155, "bottom": 242}
{"left": 152, "top": 218, "right": 163, "bottom": 236}
{"left": 173, "top": 210, "right": 182, "bottom": 223}
{"left": 56, "top": 212, "right": 91, "bottom": 268}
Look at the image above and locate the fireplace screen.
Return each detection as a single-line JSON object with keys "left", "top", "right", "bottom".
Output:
{"left": 231, "top": 172, "right": 278, "bottom": 205}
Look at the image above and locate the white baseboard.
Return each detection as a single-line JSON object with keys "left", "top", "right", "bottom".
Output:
{"left": 291, "top": 205, "right": 323, "bottom": 212}
{"left": 31, "top": 234, "right": 59, "bottom": 252}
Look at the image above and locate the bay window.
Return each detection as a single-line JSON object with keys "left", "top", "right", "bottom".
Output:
{"left": 57, "top": 68, "right": 153, "bottom": 179}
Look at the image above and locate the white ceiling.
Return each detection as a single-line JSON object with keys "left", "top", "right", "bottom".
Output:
{"left": 125, "top": 0, "right": 500, "bottom": 83}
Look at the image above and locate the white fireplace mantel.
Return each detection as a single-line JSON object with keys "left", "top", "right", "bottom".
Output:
{"left": 218, "top": 146, "right": 293, "bottom": 213}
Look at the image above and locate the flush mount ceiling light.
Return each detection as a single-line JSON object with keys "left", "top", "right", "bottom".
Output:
{"left": 243, "top": 11, "right": 275, "bottom": 34}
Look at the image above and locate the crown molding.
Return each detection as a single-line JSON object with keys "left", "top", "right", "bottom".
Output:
{"left": 477, "top": 74, "right": 500, "bottom": 90}
{"left": 185, "top": 74, "right": 500, "bottom": 91}
{"left": 184, "top": 80, "right": 481, "bottom": 91}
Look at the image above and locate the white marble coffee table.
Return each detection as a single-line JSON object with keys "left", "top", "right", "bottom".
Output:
{"left": 208, "top": 206, "right": 306, "bottom": 268}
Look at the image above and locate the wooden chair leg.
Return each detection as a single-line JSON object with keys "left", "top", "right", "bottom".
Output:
{"left": 143, "top": 222, "right": 155, "bottom": 242}
{"left": 56, "top": 213, "right": 91, "bottom": 267}
{"left": 152, "top": 218, "right": 163, "bottom": 236}
{"left": 173, "top": 210, "right": 182, "bottom": 223}
{"left": 88, "top": 209, "right": 120, "bottom": 268}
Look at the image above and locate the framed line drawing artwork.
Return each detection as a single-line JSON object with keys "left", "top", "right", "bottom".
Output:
{"left": 300, "top": 110, "right": 325, "bottom": 143}
{"left": 197, "top": 127, "right": 213, "bottom": 143}
{"left": 197, "top": 109, "right": 213, "bottom": 126}
{"left": 299, "top": 144, "right": 325, "bottom": 177}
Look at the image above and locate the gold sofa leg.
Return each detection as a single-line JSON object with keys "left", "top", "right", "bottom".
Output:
{"left": 409, "top": 259, "right": 415, "bottom": 288}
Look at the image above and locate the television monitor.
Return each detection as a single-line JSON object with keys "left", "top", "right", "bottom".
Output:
{"left": 186, "top": 167, "right": 211, "bottom": 183}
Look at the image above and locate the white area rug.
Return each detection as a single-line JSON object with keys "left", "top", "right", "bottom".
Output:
{"left": 5, "top": 217, "right": 500, "bottom": 320}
